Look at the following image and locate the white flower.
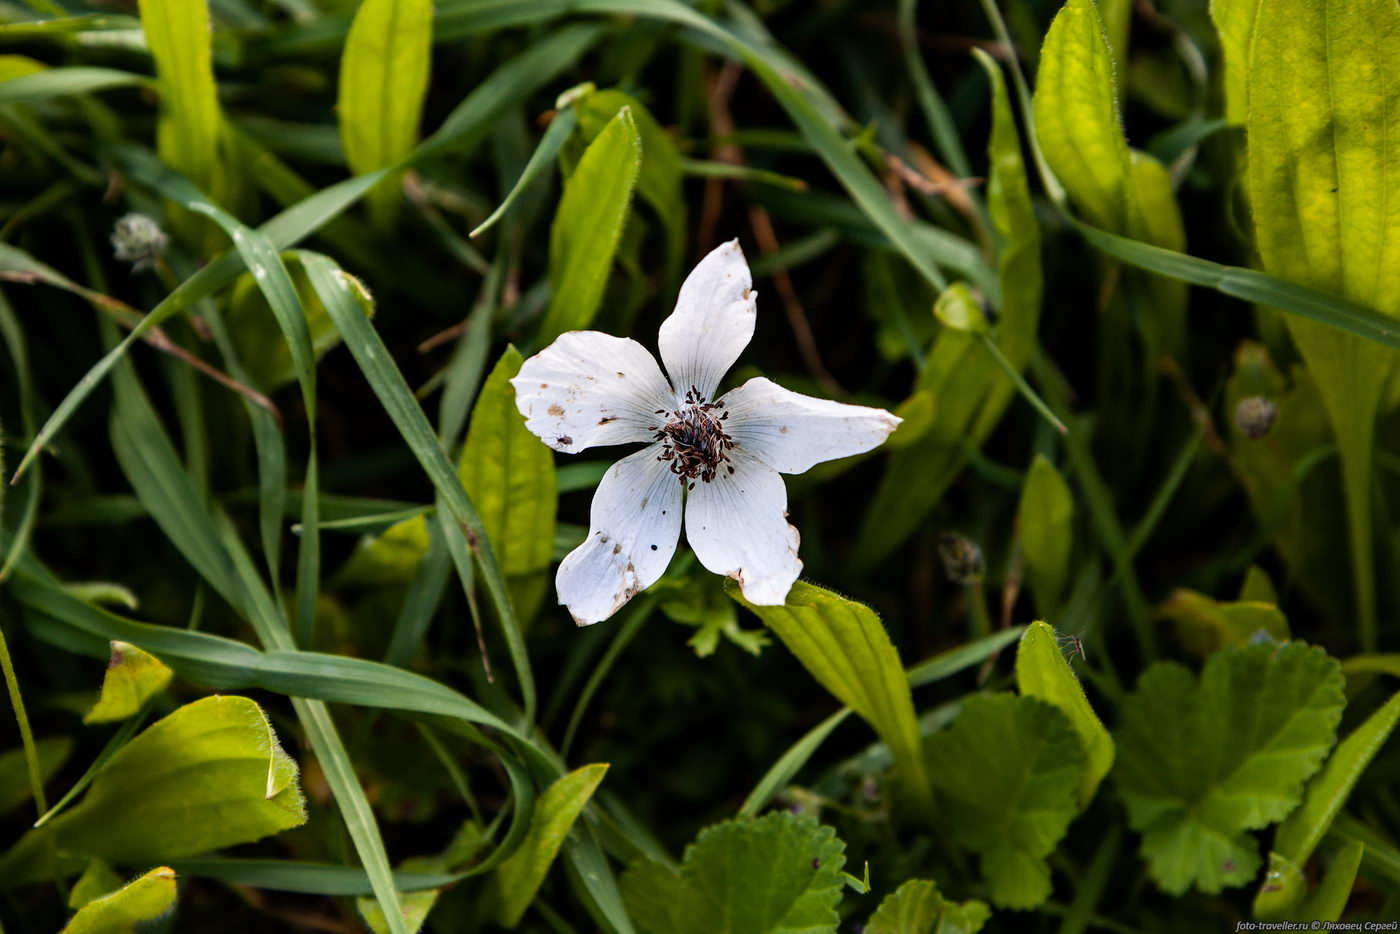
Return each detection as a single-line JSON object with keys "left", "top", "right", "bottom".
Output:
{"left": 511, "top": 240, "right": 901, "bottom": 625}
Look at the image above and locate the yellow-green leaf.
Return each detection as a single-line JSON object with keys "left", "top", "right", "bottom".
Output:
{"left": 1017, "top": 456, "right": 1073, "bottom": 617}
{"left": 138, "top": 0, "right": 219, "bottom": 186}
{"left": 1296, "top": 840, "right": 1364, "bottom": 922}
{"left": 1210, "top": 0, "right": 1258, "bottom": 124}
{"left": 539, "top": 107, "right": 641, "bottom": 341}
{"left": 337, "top": 0, "right": 432, "bottom": 226}
{"left": 69, "top": 859, "right": 124, "bottom": 910}
{"left": 1015, "top": 621, "right": 1113, "bottom": 808}
{"left": 84, "top": 641, "right": 173, "bottom": 724}
{"left": 460, "top": 347, "right": 557, "bottom": 577}
{"left": 1158, "top": 588, "right": 1290, "bottom": 658}
{"left": 13, "top": 697, "right": 306, "bottom": 877}
{"left": 1246, "top": 0, "right": 1400, "bottom": 650}
{"left": 728, "top": 580, "right": 930, "bottom": 810}
{"left": 865, "top": 878, "right": 990, "bottom": 934}
{"left": 337, "top": 514, "right": 431, "bottom": 587}
{"left": 1034, "top": 0, "right": 1138, "bottom": 233}
{"left": 494, "top": 763, "right": 608, "bottom": 926}
{"left": 61, "top": 866, "right": 177, "bottom": 934}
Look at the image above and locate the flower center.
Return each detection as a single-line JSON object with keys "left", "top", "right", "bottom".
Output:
{"left": 652, "top": 385, "right": 736, "bottom": 489}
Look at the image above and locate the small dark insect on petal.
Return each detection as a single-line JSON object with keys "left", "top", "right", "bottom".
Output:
{"left": 650, "top": 544, "right": 658, "bottom": 551}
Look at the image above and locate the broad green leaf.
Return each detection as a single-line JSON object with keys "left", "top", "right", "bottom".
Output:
{"left": 539, "top": 107, "right": 641, "bottom": 341}
{"left": 11, "top": 696, "right": 306, "bottom": 878}
{"left": 1015, "top": 622, "right": 1113, "bottom": 809}
{"left": 459, "top": 347, "right": 557, "bottom": 578}
{"left": 69, "top": 859, "right": 124, "bottom": 909}
{"left": 620, "top": 812, "right": 845, "bottom": 934}
{"left": 923, "top": 694, "right": 1082, "bottom": 909}
{"left": 1246, "top": 0, "right": 1400, "bottom": 650}
{"left": 494, "top": 763, "right": 608, "bottom": 926}
{"left": 337, "top": 0, "right": 432, "bottom": 226}
{"left": 728, "top": 580, "right": 930, "bottom": 809}
{"left": 576, "top": 88, "right": 686, "bottom": 287}
{"left": 138, "top": 0, "right": 220, "bottom": 190}
{"left": 0, "top": 736, "right": 70, "bottom": 816}
{"left": 338, "top": 515, "right": 431, "bottom": 587}
{"left": 1158, "top": 589, "right": 1290, "bottom": 659}
{"left": 857, "top": 53, "right": 1041, "bottom": 565}
{"left": 1034, "top": 0, "right": 1138, "bottom": 232}
{"left": 83, "top": 641, "right": 173, "bottom": 724}
{"left": 1017, "top": 456, "right": 1073, "bottom": 617}
{"left": 60, "top": 866, "right": 177, "bottom": 934}
{"left": 1211, "top": 0, "right": 1257, "bottom": 123}
{"left": 865, "top": 878, "right": 990, "bottom": 934}
{"left": 1113, "top": 643, "right": 1345, "bottom": 894}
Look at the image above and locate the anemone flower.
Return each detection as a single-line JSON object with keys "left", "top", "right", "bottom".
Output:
{"left": 512, "top": 240, "right": 901, "bottom": 624}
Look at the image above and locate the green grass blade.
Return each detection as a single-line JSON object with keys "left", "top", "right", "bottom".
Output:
{"left": 0, "top": 68, "right": 149, "bottom": 105}
{"left": 300, "top": 251, "right": 536, "bottom": 723}
{"left": 471, "top": 106, "right": 577, "bottom": 239}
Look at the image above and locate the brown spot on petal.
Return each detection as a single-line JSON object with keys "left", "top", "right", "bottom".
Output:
{"left": 599, "top": 417, "right": 616, "bottom": 425}
{"left": 613, "top": 544, "right": 622, "bottom": 555}
{"left": 548, "top": 404, "right": 564, "bottom": 416}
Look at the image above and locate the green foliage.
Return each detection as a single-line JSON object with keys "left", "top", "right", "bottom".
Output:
{"left": 620, "top": 812, "right": 845, "bottom": 934}
{"left": 1016, "top": 456, "right": 1073, "bottom": 617}
{"left": 337, "top": 0, "right": 432, "bottom": 226}
{"left": 539, "top": 107, "right": 642, "bottom": 341}
{"left": 1015, "top": 622, "right": 1113, "bottom": 808}
{"left": 60, "top": 866, "right": 177, "bottom": 934}
{"left": 10, "top": 0, "right": 1400, "bottom": 929}
{"left": 1246, "top": 0, "right": 1400, "bottom": 649}
{"left": 729, "top": 580, "right": 929, "bottom": 809}
{"left": 924, "top": 694, "right": 1082, "bottom": 909}
{"left": 864, "top": 879, "right": 990, "bottom": 934}
{"left": 459, "top": 346, "right": 557, "bottom": 578}
{"left": 4, "top": 696, "right": 305, "bottom": 884}
{"left": 1113, "top": 643, "right": 1345, "bottom": 894}
{"left": 494, "top": 763, "right": 608, "bottom": 925}
{"left": 83, "top": 640, "right": 172, "bottom": 724}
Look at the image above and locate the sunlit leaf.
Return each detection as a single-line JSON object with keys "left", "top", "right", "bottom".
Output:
{"left": 729, "top": 580, "right": 930, "bottom": 809}
{"left": 337, "top": 0, "right": 432, "bottom": 225}
{"left": 1015, "top": 622, "right": 1113, "bottom": 809}
{"left": 83, "top": 640, "right": 173, "bottom": 724}
{"left": 60, "top": 866, "right": 177, "bottom": 934}
{"left": 539, "top": 107, "right": 641, "bottom": 341}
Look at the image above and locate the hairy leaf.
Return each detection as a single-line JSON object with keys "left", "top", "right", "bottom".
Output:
{"left": 865, "top": 878, "right": 990, "bottom": 934}
{"left": 60, "top": 866, "right": 177, "bottom": 934}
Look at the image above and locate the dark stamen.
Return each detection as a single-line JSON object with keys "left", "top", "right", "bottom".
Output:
{"left": 653, "top": 395, "right": 735, "bottom": 486}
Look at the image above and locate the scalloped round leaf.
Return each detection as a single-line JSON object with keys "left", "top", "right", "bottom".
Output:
{"left": 865, "top": 878, "right": 990, "bottom": 934}
{"left": 1113, "top": 642, "right": 1344, "bottom": 894}
{"left": 923, "top": 694, "right": 1083, "bottom": 909}
{"left": 620, "top": 811, "right": 846, "bottom": 934}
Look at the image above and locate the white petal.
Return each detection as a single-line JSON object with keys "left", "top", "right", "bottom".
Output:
{"left": 511, "top": 332, "right": 676, "bottom": 454}
{"left": 556, "top": 444, "right": 683, "bottom": 625}
{"left": 657, "top": 239, "right": 757, "bottom": 400}
{"left": 684, "top": 451, "right": 800, "bottom": 605}
{"left": 721, "top": 377, "right": 902, "bottom": 475}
